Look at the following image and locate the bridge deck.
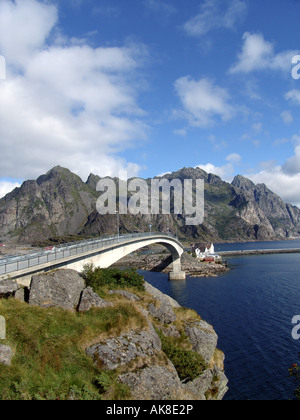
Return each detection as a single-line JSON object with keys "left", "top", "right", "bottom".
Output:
{"left": 0, "top": 233, "right": 183, "bottom": 280}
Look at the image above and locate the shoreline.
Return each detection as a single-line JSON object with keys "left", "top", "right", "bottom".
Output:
{"left": 113, "top": 251, "right": 230, "bottom": 278}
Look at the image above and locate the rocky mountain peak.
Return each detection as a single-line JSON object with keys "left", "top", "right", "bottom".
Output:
{"left": 231, "top": 175, "right": 256, "bottom": 191}
{"left": 36, "top": 166, "right": 82, "bottom": 187}
{"left": 86, "top": 173, "right": 101, "bottom": 191}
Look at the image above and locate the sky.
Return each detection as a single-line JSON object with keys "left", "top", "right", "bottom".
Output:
{"left": 1, "top": 0, "right": 300, "bottom": 206}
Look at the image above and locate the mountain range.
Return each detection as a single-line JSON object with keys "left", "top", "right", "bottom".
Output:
{"left": 1, "top": 165, "right": 300, "bottom": 245}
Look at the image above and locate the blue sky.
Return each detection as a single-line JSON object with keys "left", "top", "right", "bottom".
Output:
{"left": 1, "top": 0, "right": 300, "bottom": 205}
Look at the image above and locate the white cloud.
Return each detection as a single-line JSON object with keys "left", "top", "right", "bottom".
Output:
{"left": 285, "top": 89, "right": 300, "bottom": 105}
{"left": 281, "top": 110, "right": 293, "bottom": 125}
{"left": 230, "top": 32, "right": 297, "bottom": 74}
{"left": 183, "top": 0, "right": 247, "bottom": 37}
{"left": 246, "top": 134, "right": 300, "bottom": 206}
{"left": 282, "top": 145, "right": 300, "bottom": 176}
{"left": 0, "top": 0, "right": 57, "bottom": 69}
{"left": 174, "top": 76, "right": 234, "bottom": 127}
{"left": 173, "top": 128, "right": 187, "bottom": 137}
{"left": 226, "top": 153, "right": 241, "bottom": 164}
{"left": 143, "top": 0, "right": 176, "bottom": 16}
{"left": 247, "top": 168, "right": 300, "bottom": 207}
{"left": 197, "top": 153, "right": 241, "bottom": 181}
{"left": 0, "top": 0, "right": 148, "bottom": 184}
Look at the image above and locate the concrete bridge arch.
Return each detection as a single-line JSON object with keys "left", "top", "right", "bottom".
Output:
{"left": 66, "top": 235, "right": 186, "bottom": 280}
{"left": 2, "top": 234, "right": 186, "bottom": 286}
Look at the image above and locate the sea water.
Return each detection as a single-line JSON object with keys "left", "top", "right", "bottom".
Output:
{"left": 139, "top": 240, "right": 300, "bottom": 400}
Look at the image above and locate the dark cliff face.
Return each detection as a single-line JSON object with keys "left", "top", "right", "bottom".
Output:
{"left": 230, "top": 174, "right": 300, "bottom": 240}
{"left": 0, "top": 166, "right": 300, "bottom": 244}
{"left": 0, "top": 166, "right": 97, "bottom": 243}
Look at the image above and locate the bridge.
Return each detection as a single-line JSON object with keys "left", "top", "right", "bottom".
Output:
{"left": 0, "top": 233, "right": 186, "bottom": 287}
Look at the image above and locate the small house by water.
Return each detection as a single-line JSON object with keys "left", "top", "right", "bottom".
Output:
{"left": 191, "top": 243, "right": 221, "bottom": 262}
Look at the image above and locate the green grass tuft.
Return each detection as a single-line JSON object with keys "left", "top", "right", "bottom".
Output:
{"left": 0, "top": 298, "right": 143, "bottom": 400}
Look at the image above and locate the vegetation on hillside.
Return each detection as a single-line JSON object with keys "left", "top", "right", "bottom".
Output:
{"left": 0, "top": 267, "right": 208, "bottom": 400}
{"left": 82, "top": 264, "right": 145, "bottom": 294}
{"left": 0, "top": 267, "right": 146, "bottom": 400}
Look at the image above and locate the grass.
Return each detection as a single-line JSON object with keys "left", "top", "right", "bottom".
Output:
{"left": 82, "top": 264, "right": 145, "bottom": 295}
{"left": 0, "top": 267, "right": 212, "bottom": 399}
{"left": 155, "top": 327, "right": 207, "bottom": 382}
{"left": 153, "top": 306, "right": 208, "bottom": 383}
{"left": 0, "top": 298, "right": 146, "bottom": 400}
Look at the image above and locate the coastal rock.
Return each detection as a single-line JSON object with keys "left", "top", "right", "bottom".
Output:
{"left": 185, "top": 320, "right": 218, "bottom": 365}
{"left": 183, "top": 367, "right": 228, "bottom": 400}
{"left": 212, "top": 369, "right": 229, "bottom": 400}
{"left": 183, "top": 369, "right": 213, "bottom": 400}
{"left": 144, "top": 282, "right": 180, "bottom": 308}
{"left": 0, "top": 264, "right": 228, "bottom": 400}
{"left": 148, "top": 302, "right": 176, "bottom": 324}
{"left": 29, "top": 269, "right": 85, "bottom": 311}
{"left": 0, "top": 344, "right": 12, "bottom": 366}
{"left": 86, "top": 327, "right": 162, "bottom": 370}
{"left": 114, "top": 253, "right": 229, "bottom": 278}
{"left": 118, "top": 362, "right": 187, "bottom": 400}
{"left": 78, "top": 287, "right": 112, "bottom": 312}
{"left": 180, "top": 252, "right": 229, "bottom": 277}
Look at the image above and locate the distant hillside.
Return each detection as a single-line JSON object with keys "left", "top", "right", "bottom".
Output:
{"left": 1, "top": 165, "right": 300, "bottom": 244}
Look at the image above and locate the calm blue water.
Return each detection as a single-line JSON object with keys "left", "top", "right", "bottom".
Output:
{"left": 139, "top": 239, "right": 300, "bottom": 400}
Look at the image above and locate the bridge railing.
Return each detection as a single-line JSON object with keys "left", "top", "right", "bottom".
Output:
{"left": 0, "top": 232, "right": 177, "bottom": 276}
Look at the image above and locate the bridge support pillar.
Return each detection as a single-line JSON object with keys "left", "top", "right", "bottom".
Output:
{"left": 169, "top": 271, "right": 186, "bottom": 280}
{"left": 169, "top": 255, "right": 186, "bottom": 280}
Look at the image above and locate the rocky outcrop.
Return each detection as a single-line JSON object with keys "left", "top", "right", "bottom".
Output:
{"left": 85, "top": 279, "right": 228, "bottom": 400}
{"left": 118, "top": 363, "right": 187, "bottom": 400}
{"left": 78, "top": 287, "right": 112, "bottom": 312}
{"left": 144, "top": 281, "right": 180, "bottom": 307}
{"left": 148, "top": 302, "right": 177, "bottom": 324}
{"left": 0, "top": 268, "right": 228, "bottom": 399}
{"left": 86, "top": 326, "right": 162, "bottom": 371}
{"left": 185, "top": 320, "right": 218, "bottom": 365}
{"left": 28, "top": 270, "right": 113, "bottom": 312}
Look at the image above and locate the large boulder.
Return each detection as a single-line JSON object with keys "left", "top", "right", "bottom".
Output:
{"left": 0, "top": 280, "right": 19, "bottom": 298}
{"left": 78, "top": 287, "right": 112, "bottom": 312}
{"left": 29, "top": 269, "right": 85, "bottom": 311}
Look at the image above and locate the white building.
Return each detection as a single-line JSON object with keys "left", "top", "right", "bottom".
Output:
{"left": 192, "top": 243, "right": 216, "bottom": 261}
